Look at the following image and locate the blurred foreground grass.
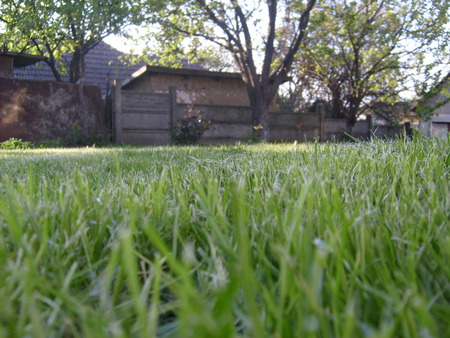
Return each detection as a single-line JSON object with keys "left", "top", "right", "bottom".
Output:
{"left": 0, "top": 138, "right": 449, "bottom": 337}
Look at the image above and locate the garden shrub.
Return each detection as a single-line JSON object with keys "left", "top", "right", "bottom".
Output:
{"left": 172, "top": 105, "right": 212, "bottom": 145}
{"left": 61, "top": 123, "right": 110, "bottom": 147}
{"left": 0, "top": 138, "right": 35, "bottom": 150}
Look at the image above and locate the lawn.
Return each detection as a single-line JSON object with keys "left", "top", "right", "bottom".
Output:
{"left": 0, "top": 137, "right": 449, "bottom": 337}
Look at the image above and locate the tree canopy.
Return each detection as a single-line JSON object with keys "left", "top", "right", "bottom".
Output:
{"left": 283, "top": 0, "right": 450, "bottom": 126}
{"left": 0, "top": 0, "right": 144, "bottom": 82}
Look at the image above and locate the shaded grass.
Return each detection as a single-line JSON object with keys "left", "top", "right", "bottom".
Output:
{"left": 0, "top": 137, "right": 449, "bottom": 337}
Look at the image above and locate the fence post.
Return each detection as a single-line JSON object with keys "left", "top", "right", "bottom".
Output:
{"left": 112, "top": 80, "right": 122, "bottom": 143}
{"left": 169, "top": 86, "right": 177, "bottom": 143}
{"left": 318, "top": 103, "right": 325, "bottom": 140}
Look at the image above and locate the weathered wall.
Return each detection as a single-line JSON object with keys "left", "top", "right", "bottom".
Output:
{"left": 371, "top": 125, "right": 405, "bottom": 139}
{"left": 125, "top": 72, "right": 248, "bottom": 107}
{"left": 114, "top": 85, "right": 175, "bottom": 145}
{"left": 418, "top": 76, "right": 450, "bottom": 137}
{"left": 351, "top": 120, "right": 370, "bottom": 139}
{"left": 175, "top": 104, "right": 252, "bottom": 144}
{"left": 114, "top": 85, "right": 410, "bottom": 145}
{"left": 0, "top": 77, "right": 104, "bottom": 142}
{"left": 423, "top": 89, "right": 450, "bottom": 116}
{"left": 115, "top": 85, "right": 362, "bottom": 145}
{"left": 323, "top": 119, "right": 348, "bottom": 141}
{"left": 124, "top": 72, "right": 278, "bottom": 112}
{"left": 169, "top": 104, "right": 325, "bottom": 144}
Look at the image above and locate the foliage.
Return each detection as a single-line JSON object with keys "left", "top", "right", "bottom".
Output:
{"left": 284, "top": 0, "right": 450, "bottom": 126}
{"left": 38, "top": 138, "right": 64, "bottom": 148}
{"left": 0, "top": 138, "right": 448, "bottom": 336}
{"left": 61, "top": 123, "right": 110, "bottom": 147}
{"left": 415, "top": 73, "right": 450, "bottom": 121}
{"left": 243, "top": 131, "right": 261, "bottom": 144}
{"left": 0, "top": 138, "right": 34, "bottom": 150}
{"left": 140, "top": 0, "right": 316, "bottom": 141}
{"left": 276, "top": 90, "right": 304, "bottom": 113}
{"left": 0, "top": 0, "right": 147, "bottom": 82}
{"left": 172, "top": 106, "right": 211, "bottom": 145}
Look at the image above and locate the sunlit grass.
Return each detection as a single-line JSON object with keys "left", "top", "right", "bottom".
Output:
{"left": 0, "top": 137, "right": 449, "bottom": 337}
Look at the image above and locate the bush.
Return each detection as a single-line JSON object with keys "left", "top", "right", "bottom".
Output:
{"left": 0, "top": 138, "right": 35, "bottom": 150}
{"left": 172, "top": 106, "right": 212, "bottom": 145}
{"left": 61, "top": 123, "right": 110, "bottom": 147}
{"left": 243, "top": 131, "right": 261, "bottom": 144}
{"left": 38, "top": 138, "right": 64, "bottom": 148}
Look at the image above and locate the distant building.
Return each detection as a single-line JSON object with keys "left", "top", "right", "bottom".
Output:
{"left": 11, "top": 42, "right": 145, "bottom": 97}
{"left": 11, "top": 41, "right": 205, "bottom": 97}
{"left": 121, "top": 65, "right": 253, "bottom": 108}
{"left": 418, "top": 72, "right": 450, "bottom": 137}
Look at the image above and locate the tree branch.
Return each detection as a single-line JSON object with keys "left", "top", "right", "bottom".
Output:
{"left": 269, "top": 0, "right": 316, "bottom": 100}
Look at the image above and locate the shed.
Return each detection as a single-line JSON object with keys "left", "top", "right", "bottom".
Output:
{"left": 418, "top": 72, "right": 450, "bottom": 137}
{"left": 121, "top": 65, "right": 258, "bottom": 109}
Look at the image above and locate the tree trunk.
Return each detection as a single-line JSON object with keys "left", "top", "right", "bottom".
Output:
{"left": 46, "top": 61, "right": 63, "bottom": 82}
{"left": 346, "top": 96, "right": 363, "bottom": 128}
{"left": 70, "top": 49, "right": 82, "bottom": 83}
{"left": 330, "top": 88, "right": 344, "bottom": 119}
{"left": 248, "top": 88, "right": 271, "bottom": 142}
{"left": 347, "top": 113, "right": 357, "bottom": 128}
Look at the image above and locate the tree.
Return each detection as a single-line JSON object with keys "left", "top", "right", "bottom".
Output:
{"left": 0, "top": 0, "right": 142, "bottom": 83}
{"left": 142, "top": 0, "right": 316, "bottom": 141}
{"left": 288, "top": 0, "right": 450, "bottom": 127}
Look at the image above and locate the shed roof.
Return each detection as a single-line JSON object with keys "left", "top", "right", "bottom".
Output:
{"left": 121, "top": 65, "right": 243, "bottom": 89}
{"left": 0, "top": 52, "right": 44, "bottom": 67}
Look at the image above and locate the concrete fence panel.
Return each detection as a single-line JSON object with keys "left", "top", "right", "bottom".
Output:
{"left": 114, "top": 85, "right": 400, "bottom": 145}
{"left": 114, "top": 83, "right": 175, "bottom": 145}
{"left": 121, "top": 112, "right": 170, "bottom": 130}
{"left": 352, "top": 120, "right": 370, "bottom": 139}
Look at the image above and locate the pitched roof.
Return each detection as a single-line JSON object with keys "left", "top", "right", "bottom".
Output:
{"left": 11, "top": 42, "right": 206, "bottom": 96}
{"left": 13, "top": 41, "right": 146, "bottom": 96}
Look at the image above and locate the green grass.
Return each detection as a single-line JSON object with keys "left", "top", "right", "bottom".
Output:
{"left": 0, "top": 137, "right": 449, "bottom": 337}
